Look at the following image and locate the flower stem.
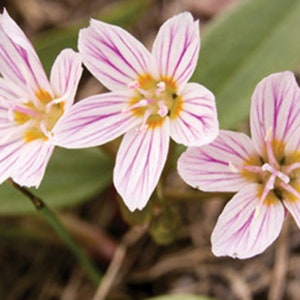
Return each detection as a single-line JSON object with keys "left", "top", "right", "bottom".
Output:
{"left": 8, "top": 179, "right": 102, "bottom": 285}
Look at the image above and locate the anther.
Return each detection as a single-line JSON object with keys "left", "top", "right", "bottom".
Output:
{"left": 265, "top": 127, "right": 273, "bottom": 142}
{"left": 127, "top": 80, "right": 150, "bottom": 98}
{"left": 156, "top": 81, "right": 166, "bottom": 96}
{"left": 127, "top": 80, "right": 139, "bottom": 89}
{"left": 228, "top": 162, "right": 239, "bottom": 173}
{"left": 262, "top": 163, "right": 290, "bottom": 184}
{"left": 122, "top": 99, "right": 148, "bottom": 113}
{"left": 254, "top": 206, "right": 261, "bottom": 219}
{"left": 157, "top": 81, "right": 166, "bottom": 91}
{"left": 261, "top": 163, "right": 273, "bottom": 173}
{"left": 157, "top": 101, "right": 168, "bottom": 117}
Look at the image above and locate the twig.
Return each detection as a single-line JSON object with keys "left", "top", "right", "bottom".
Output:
{"left": 223, "top": 268, "right": 252, "bottom": 300}
{"left": 92, "top": 226, "right": 146, "bottom": 300}
{"left": 60, "top": 213, "right": 117, "bottom": 261}
{"left": 130, "top": 247, "right": 213, "bottom": 281}
{"left": 268, "top": 218, "right": 289, "bottom": 300}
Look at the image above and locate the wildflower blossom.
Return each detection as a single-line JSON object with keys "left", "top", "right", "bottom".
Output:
{"left": 54, "top": 12, "right": 219, "bottom": 211}
{"left": 178, "top": 71, "right": 300, "bottom": 259}
{"left": 0, "top": 9, "right": 82, "bottom": 187}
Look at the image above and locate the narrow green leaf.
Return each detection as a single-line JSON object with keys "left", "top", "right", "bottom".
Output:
{"left": 145, "top": 295, "right": 214, "bottom": 300}
{"left": 0, "top": 148, "right": 113, "bottom": 215}
{"left": 194, "top": 0, "right": 300, "bottom": 129}
{"left": 35, "top": 0, "right": 150, "bottom": 73}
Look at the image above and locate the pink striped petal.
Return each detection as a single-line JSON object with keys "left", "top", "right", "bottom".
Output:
{"left": 250, "top": 71, "right": 300, "bottom": 156}
{"left": 50, "top": 49, "right": 83, "bottom": 109}
{"left": 178, "top": 130, "right": 259, "bottom": 192}
{"left": 0, "top": 9, "right": 51, "bottom": 95}
{"left": 283, "top": 197, "right": 300, "bottom": 229}
{"left": 53, "top": 93, "right": 139, "bottom": 148}
{"left": 0, "top": 138, "right": 24, "bottom": 184}
{"left": 0, "top": 120, "right": 19, "bottom": 137}
{"left": 0, "top": 99, "right": 15, "bottom": 133}
{"left": 78, "top": 19, "right": 153, "bottom": 91}
{"left": 114, "top": 120, "right": 170, "bottom": 211}
{"left": 11, "top": 140, "right": 54, "bottom": 187}
{"left": 212, "top": 184, "right": 284, "bottom": 259}
{"left": 152, "top": 12, "right": 200, "bottom": 89}
{"left": 0, "top": 78, "right": 19, "bottom": 100}
{"left": 170, "top": 82, "right": 218, "bottom": 146}
{"left": 285, "top": 130, "right": 300, "bottom": 155}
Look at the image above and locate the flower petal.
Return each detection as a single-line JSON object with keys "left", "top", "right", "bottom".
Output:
{"left": 283, "top": 196, "right": 300, "bottom": 229}
{"left": 50, "top": 49, "right": 83, "bottom": 109}
{"left": 0, "top": 77, "right": 19, "bottom": 100}
{"left": 0, "top": 98, "right": 16, "bottom": 134}
{"left": 250, "top": 71, "right": 300, "bottom": 156}
{"left": 0, "top": 138, "right": 23, "bottom": 184}
{"left": 78, "top": 18, "right": 153, "bottom": 91}
{"left": 114, "top": 120, "right": 170, "bottom": 211}
{"left": 170, "top": 82, "right": 218, "bottom": 146}
{"left": 11, "top": 140, "right": 54, "bottom": 187}
{"left": 53, "top": 93, "right": 139, "bottom": 148}
{"left": 152, "top": 12, "right": 200, "bottom": 88}
{"left": 211, "top": 184, "right": 284, "bottom": 259}
{"left": 0, "top": 9, "right": 50, "bottom": 95}
{"left": 178, "top": 130, "right": 259, "bottom": 192}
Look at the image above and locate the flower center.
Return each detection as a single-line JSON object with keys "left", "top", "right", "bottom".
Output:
{"left": 124, "top": 74, "right": 183, "bottom": 131}
{"left": 229, "top": 128, "right": 300, "bottom": 217}
{"left": 259, "top": 162, "right": 289, "bottom": 201}
{"left": 11, "top": 89, "right": 65, "bottom": 142}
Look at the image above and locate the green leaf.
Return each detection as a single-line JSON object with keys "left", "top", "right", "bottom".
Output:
{"left": 0, "top": 148, "right": 113, "bottom": 215}
{"left": 34, "top": 0, "right": 150, "bottom": 73}
{"left": 145, "top": 295, "right": 214, "bottom": 300}
{"left": 194, "top": 0, "right": 300, "bottom": 129}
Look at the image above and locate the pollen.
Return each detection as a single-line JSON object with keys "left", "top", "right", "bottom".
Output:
{"left": 125, "top": 74, "right": 183, "bottom": 130}
{"left": 24, "top": 128, "right": 47, "bottom": 143}
{"left": 36, "top": 89, "right": 53, "bottom": 104}
{"left": 257, "top": 187, "right": 278, "bottom": 206}
{"left": 12, "top": 89, "right": 65, "bottom": 142}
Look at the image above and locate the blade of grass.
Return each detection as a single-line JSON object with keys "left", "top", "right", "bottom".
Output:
{"left": 8, "top": 179, "right": 101, "bottom": 285}
{"left": 194, "top": 0, "right": 300, "bottom": 129}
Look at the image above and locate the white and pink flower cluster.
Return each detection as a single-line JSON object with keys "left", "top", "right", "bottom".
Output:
{"left": 1, "top": 8, "right": 300, "bottom": 259}
{"left": 0, "top": 9, "right": 218, "bottom": 209}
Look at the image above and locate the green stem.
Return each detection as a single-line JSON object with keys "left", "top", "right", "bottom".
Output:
{"left": 8, "top": 179, "right": 101, "bottom": 285}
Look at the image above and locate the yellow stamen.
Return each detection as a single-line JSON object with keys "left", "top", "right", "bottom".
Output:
{"left": 12, "top": 89, "right": 65, "bottom": 142}
{"left": 126, "top": 73, "right": 183, "bottom": 127}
